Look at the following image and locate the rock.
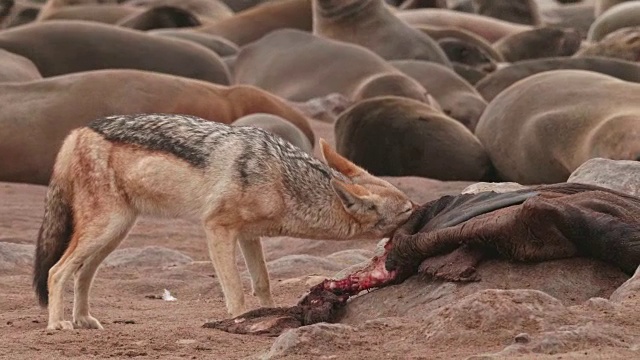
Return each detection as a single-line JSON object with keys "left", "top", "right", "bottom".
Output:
{"left": 514, "top": 333, "right": 531, "bottom": 344}
{"left": 0, "top": 242, "right": 34, "bottom": 270}
{"left": 341, "top": 258, "right": 628, "bottom": 324}
{"left": 418, "top": 289, "right": 574, "bottom": 347}
{"left": 610, "top": 265, "right": 640, "bottom": 304}
{"left": 363, "top": 316, "right": 408, "bottom": 329}
{"left": 103, "top": 246, "right": 193, "bottom": 268}
{"left": 461, "top": 182, "right": 529, "bottom": 194}
{"left": 526, "top": 323, "right": 632, "bottom": 355}
{"left": 567, "top": 158, "right": 640, "bottom": 197}
{"left": 262, "top": 323, "right": 356, "bottom": 360}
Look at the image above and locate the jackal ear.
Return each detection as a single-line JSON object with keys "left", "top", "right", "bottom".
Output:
{"left": 330, "top": 178, "right": 372, "bottom": 212}
{"left": 319, "top": 138, "right": 367, "bottom": 178}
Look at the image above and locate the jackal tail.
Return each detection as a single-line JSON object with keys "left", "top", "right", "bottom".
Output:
{"left": 33, "top": 133, "right": 76, "bottom": 307}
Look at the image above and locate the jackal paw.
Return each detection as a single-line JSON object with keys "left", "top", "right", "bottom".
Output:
{"left": 47, "top": 320, "right": 74, "bottom": 330}
{"left": 73, "top": 315, "right": 104, "bottom": 329}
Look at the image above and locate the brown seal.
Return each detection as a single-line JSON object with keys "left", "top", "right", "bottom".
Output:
{"left": 594, "top": 0, "right": 634, "bottom": 17}
{"left": 36, "top": 0, "right": 121, "bottom": 21}
{"left": 37, "top": 5, "right": 140, "bottom": 24}
{"left": 391, "top": 60, "right": 487, "bottom": 131}
{"left": 475, "top": 70, "right": 640, "bottom": 184}
{"left": 233, "top": 29, "right": 431, "bottom": 104}
{"left": 416, "top": 25, "right": 504, "bottom": 73}
{"left": 475, "top": 56, "right": 640, "bottom": 102}
{"left": 216, "top": 0, "right": 267, "bottom": 13}
{"left": 397, "top": 8, "right": 532, "bottom": 43}
{"left": 334, "top": 96, "right": 491, "bottom": 181}
{"left": 116, "top": 5, "right": 202, "bottom": 30}
{"left": 540, "top": 2, "right": 594, "bottom": 39}
{"left": 494, "top": 26, "right": 582, "bottom": 62}
{"left": 148, "top": 29, "right": 239, "bottom": 57}
{"left": 471, "top": 0, "right": 541, "bottom": 25}
{"left": 350, "top": 73, "right": 430, "bottom": 104}
{"left": 0, "top": 0, "right": 41, "bottom": 28}
{"left": 588, "top": 1, "right": 640, "bottom": 41}
{"left": 0, "top": 20, "right": 231, "bottom": 85}
{"left": 232, "top": 113, "right": 314, "bottom": 154}
{"left": 577, "top": 26, "right": 640, "bottom": 62}
{"left": 0, "top": 69, "right": 315, "bottom": 185}
{"left": 122, "top": 0, "right": 234, "bottom": 22}
{"left": 196, "top": 0, "right": 311, "bottom": 47}
{"left": 0, "top": 48, "right": 41, "bottom": 82}
{"left": 312, "top": 0, "right": 451, "bottom": 65}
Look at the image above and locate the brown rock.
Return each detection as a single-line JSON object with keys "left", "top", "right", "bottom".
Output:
{"left": 567, "top": 158, "right": 640, "bottom": 197}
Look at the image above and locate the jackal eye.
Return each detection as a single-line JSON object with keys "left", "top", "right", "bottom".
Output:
{"left": 368, "top": 204, "right": 377, "bottom": 211}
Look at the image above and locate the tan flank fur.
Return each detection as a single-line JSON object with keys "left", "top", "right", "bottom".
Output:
{"left": 33, "top": 114, "right": 414, "bottom": 330}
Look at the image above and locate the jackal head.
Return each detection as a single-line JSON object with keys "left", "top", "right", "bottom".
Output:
{"left": 319, "top": 139, "right": 415, "bottom": 238}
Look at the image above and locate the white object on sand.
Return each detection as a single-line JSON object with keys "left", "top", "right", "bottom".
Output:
{"left": 162, "top": 289, "right": 177, "bottom": 301}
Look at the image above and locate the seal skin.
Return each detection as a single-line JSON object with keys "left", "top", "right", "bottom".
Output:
{"left": 313, "top": 0, "right": 451, "bottom": 66}
{"left": 0, "top": 20, "right": 231, "bottom": 84}
{"left": 334, "top": 96, "right": 491, "bottom": 181}
{"left": 0, "top": 48, "right": 41, "bottom": 82}
{"left": 386, "top": 183, "right": 640, "bottom": 276}
{"left": 471, "top": 0, "right": 540, "bottom": 26}
{"left": 148, "top": 29, "right": 239, "bottom": 57}
{"left": 397, "top": 8, "right": 532, "bottom": 43}
{"left": 0, "top": 69, "right": 315, "bottom": 185}
{"left": 576, "top": 26, "right": 640, "bottom": 63}
{"left": 232, "top": 113, "right": 314, "bottom": 154}
{"left": 391, "top": 60, "right": 487, "bottom": 131}
{"left": 475, "top": 70, "right": 640, "bottom": 184}
{"left": 233, "top": 29, "right": 429, "bottom": 103}
{"left": 494, "top": 26, "right": 582, "bottom": 62}
{"left": 197, "top": 0, "right": 312, "bottom": 46}
{"left": 475, "top": 56, "right": 640, "bottom": 102}
{"left": 589, "top": 1, "right": 640, "bottom": 41}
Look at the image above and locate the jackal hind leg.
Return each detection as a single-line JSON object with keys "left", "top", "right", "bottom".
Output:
{"left": 47, "top": 205, "right": 136, "bottom": 330}
{"left": 72, "top": 208, "right": 137, "bottom": 329}
{"left": 239, "top": 235, "right": 274, "bottom": 307}
{"left": 204, "top": 222, "right": 246, "bottom": 317}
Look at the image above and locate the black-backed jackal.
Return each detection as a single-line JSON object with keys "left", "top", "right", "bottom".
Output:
{"left": 34, "top": 114, "right": 414, "bottom": 330}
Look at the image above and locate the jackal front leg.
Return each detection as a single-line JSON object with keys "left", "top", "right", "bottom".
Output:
{"left": 204, "top": 222, "right": 246, "bottom": 317}
{"left": 239, "top": 235, "right": 274, "bottom": 307}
